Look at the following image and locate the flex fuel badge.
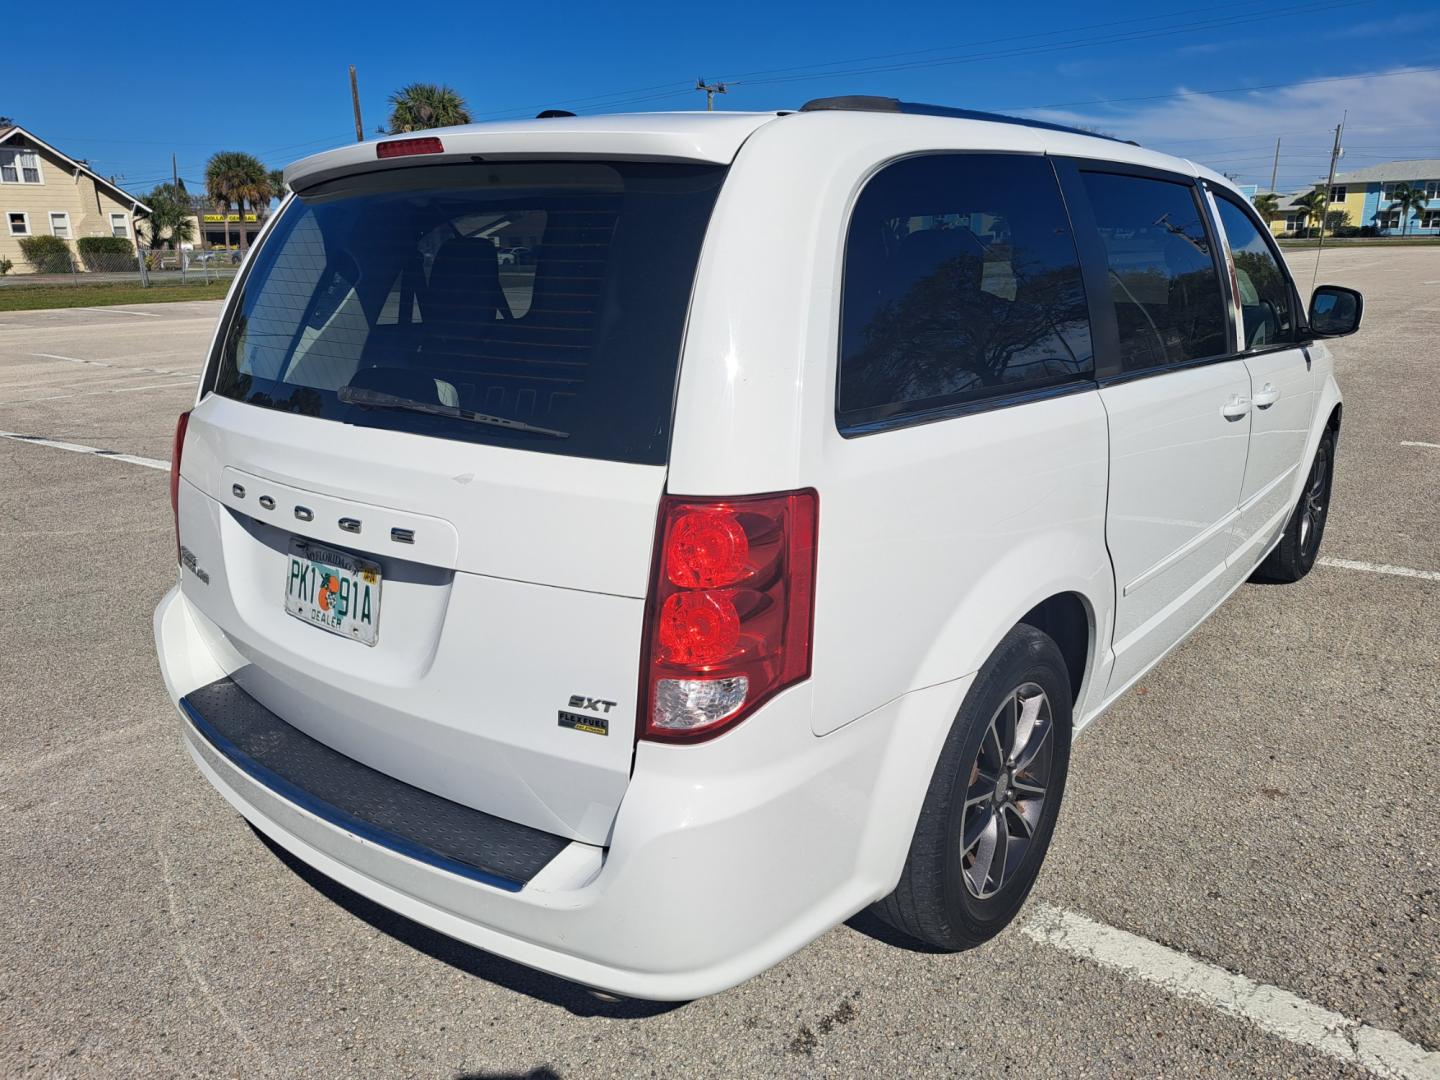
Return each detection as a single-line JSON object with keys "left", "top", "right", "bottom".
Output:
{"left": 558, "top": 710, "right": 609, "bottom": 735}
{"left": 558, "top": 694, "right": 616, "bottom": 736}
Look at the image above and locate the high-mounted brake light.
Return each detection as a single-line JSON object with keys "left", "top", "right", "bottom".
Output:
{"left": 376, "top": 136, "right": 445, "bottom": 159}
{"left": 640, "top": 490, "right": 818, "bottom": 743}
{"left": 169, "top": 410, "right": 191, "bottom": 563}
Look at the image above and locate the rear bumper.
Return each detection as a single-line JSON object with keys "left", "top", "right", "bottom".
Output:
{"left": 155, "top": 583, "right": 972, "bottom": 999}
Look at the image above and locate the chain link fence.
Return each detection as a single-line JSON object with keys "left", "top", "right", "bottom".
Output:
{"left": 1, "top": 235, "right": 239, "bottom": 289}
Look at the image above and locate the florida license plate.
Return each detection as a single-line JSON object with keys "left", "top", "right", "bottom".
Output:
{"left": 284, "top": 539, "right": 381, "bottom": 646}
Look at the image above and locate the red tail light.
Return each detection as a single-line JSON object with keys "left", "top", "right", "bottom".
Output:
{"left": 640, "top": 490, "right": 818, "bottom": 743}
{"left": 170, "top": 410, "right": 190, "bottom": 563}
{"left": 376, "top": 136, "right": 444, "bottom": 159}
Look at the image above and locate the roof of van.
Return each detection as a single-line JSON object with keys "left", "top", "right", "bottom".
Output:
{"left": 284, "top": 112, "right": 785, "bottom": 189}
{"left": 284, "top": 108, "right": 1235, "bottom": 199}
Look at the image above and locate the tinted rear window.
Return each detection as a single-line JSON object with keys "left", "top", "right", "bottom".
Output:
{"left": 838, "top": 153, "right": 1094, "bottom": 433}
{"left": 211, "top": 161, "right": 726, "bottom": 465}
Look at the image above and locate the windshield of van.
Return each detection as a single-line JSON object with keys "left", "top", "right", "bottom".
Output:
{"left": 209, "top": 161, "right": 727, "bottom": 465}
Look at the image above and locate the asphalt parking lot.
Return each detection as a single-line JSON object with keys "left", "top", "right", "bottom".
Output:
{"left": 1, "top": 250, "right": 1437, "bottom": 1079}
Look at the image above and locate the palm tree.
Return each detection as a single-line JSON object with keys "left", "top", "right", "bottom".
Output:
{"left": 140, "top": 182, "right": 195, "bottom": 252}
{"left": 1252, "top": 192, "right": 1281, "bottom": 225}
{"left": 1294, "top": 189, "right": 1329, "bottom": 238}
{"left": 205, "top": 151, "right": 249, "bottom": 252}
{"left": 235, "top": 161, "right": 273, "bottom": 253}
{"left": 206, "top": 152, "right": 271, "bottom": 253}
{"left": 268, "top": 168, "right": 287, "bottom": 205}
{"left": 386, "top": 83, "right": 471, "bottom": 133}
{"left": 1387, "top": 183, "right": 1427, "bottom": 237}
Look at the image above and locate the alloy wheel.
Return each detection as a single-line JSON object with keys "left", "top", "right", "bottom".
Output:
{"left": 960, "top": 683, "right": 1054, "bottom": 899}
{"left": 1299, "top": 442, "right": 1330, "bottom": 558}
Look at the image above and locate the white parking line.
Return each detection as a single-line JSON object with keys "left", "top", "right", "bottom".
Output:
{"left": 1318, "top": 557, "right": 1440, "bottom": 583}
{"left": 0, "top": 379, "right": 196, "bottom": 407}
{"left": 27, "top": 352, "right": 198, "bottom": 379}
{"left": 1025, "top": 905, "right": 1440, "bottom": 1080}
{"left": 0, "top": 431, "right": 170, "bottom": 471}
{"left": 1400, "top": 441, "right": 1440, "bottom": 449}
{"left": 73, "top": 306, "right": 163, "bottom": 318}
{"left": 32, "top": 352, "right": 107, "bottom": 365}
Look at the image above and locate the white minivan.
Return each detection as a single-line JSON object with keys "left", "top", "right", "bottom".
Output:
{"left": 154, "top": 98, "right": 1362, "bottom": 1000}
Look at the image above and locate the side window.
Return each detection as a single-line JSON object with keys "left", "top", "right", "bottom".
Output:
{"left": 1079, "top": 171, "right": 1228, "bottom": 373}
{"left": 1212, "top": 194, "right": 1296, "bottom": 348}
{"left": 838, "top": 153, "right": 1093, "bottom": 432}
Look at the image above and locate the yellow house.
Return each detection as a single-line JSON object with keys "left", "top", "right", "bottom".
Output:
{"left": 1263, "top": 190, "right": 1311, "bottom": 237}
{"left": 1260, "top": 188, "right": 1353, "bottom": 238}
{"left": 0, "top": 124, "right": 151, "bottom": 273}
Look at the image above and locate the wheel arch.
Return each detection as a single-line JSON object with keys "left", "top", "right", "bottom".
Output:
{"left": 1018, "top": 591, "right": 1093, "bottom": 709}
{"left": 1295, "top": 373, "right": 1343, "bottom": 507}
{"left": 903, "top": 531, "right": 1112, "bottom": 726}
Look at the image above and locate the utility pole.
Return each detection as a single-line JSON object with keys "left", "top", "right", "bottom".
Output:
{"left": 1269, "top": 137, "right": 1280, "bottom": 193}
{"left": 696, "top": 78, "right": 728, "bottom": 111}
{"left": 349, "top": 66, "right": 365, "bottom": 142}
{"left": 171, "top": 151, "right": 183, "bottom": 278}
{"left": 1313, "top": 112, "right": 1346, "bottom": 289}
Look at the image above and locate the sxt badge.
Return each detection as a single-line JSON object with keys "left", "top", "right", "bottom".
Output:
{"left": 559, "top": 694, "right": 617, "bottom": 736}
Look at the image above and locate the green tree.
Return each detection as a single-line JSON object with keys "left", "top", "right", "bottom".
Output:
{"left": 205, "top": 151, "right": 247, "bottom": 251}
{"left": 268, "top": 168, "right": 287, "bottom": 205}
{"left": 237, "top": 163, "right": 274, "bottom": 253}
{"left": 386, "top": 83, "right": 471, "bottom": 133}
{"left": 1387, "top": 183, "right": 1427, "bottom": 236}
{"left": 1252, "top": 192, "right": 1281, "bottom": 224}
{"left": 1294, "top": 189, "right": 1329, "bottom": 238}
{"left": 139, "top": 182, "right": 195, "bottom": 252}
{"left": 206, "top": 151, "right": 271, "bottom": 253}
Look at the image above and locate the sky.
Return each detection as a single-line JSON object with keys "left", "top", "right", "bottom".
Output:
{"left": 8, "top": 0, "right": 1438, "bottom": 197}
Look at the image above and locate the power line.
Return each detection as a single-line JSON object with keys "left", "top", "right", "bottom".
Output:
{"left": 565, "top": 1, "right": 1371, "bottom": 114}
{"left": 469, "top": 0, "right": 1271, "bottom": 118}
{"left": 470, "top": 0, "right": 1370, "bottom": 120}
{"left": 723, "top": 0, "right": 1371, "bottom": 90}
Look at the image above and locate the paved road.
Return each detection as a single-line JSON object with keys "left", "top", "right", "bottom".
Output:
{"left": 1, "top": 253, "right": 1437, "bottom": 1078}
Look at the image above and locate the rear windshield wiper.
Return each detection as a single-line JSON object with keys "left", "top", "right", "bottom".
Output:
{"left": 337, "top": 385, "right": 569, "bottom": 439}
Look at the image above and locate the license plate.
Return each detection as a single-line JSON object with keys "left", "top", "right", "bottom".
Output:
{"left": 284, "top": 539, "right": 381, "bottom": 646}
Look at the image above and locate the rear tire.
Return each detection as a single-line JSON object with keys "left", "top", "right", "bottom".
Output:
{"left": 1251, "top": 426, "right": 1335, "bottom": 584}
{"left": 872, "top": 624, "right": 1071, "bottom": 950}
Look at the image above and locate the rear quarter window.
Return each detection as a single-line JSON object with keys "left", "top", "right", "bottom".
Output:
{"left": 837, "top": 153, "right": 1094, "bottom": 434}
{"left": 210, "top": 161, "right": 727, "bottom": 465}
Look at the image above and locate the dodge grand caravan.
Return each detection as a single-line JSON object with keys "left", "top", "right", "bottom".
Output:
{"left": 153, "top": 97, "right": 1362, "bottom": 1000}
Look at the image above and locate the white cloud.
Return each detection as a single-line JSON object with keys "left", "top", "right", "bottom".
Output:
{"left": 1324, "top": 12, "right": 1440, "bottom": 39}
{"left": 1024, "top": 67, "right": 1440, "bottom": 191}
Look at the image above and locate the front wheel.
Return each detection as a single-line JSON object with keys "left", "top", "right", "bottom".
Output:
{"left": 872, "top": 624, "right": 1072, "bottom": 950}
{"left": 1251, "top": 427, "right": 1335, "bottom": 584}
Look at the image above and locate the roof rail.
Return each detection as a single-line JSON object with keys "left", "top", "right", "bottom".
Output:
{"left": 798, "top": 96, "right": 1134, "bottom": 145}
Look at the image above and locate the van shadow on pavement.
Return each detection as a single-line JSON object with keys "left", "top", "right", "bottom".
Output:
{"left": 250, "top": 825, "right": 684, "bottom": 1020}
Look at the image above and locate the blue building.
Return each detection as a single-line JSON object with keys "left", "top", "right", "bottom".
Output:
{"left": 1325, "top": 159, "right": 1440, "bottom": 235}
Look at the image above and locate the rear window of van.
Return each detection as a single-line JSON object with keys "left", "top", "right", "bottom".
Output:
{"left": 209, "top": 161, "right": 727, "bottom": 465}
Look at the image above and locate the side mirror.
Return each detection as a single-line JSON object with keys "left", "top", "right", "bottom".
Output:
{"left": 1308, "top": 285, "right": 1363, "bottom": 338}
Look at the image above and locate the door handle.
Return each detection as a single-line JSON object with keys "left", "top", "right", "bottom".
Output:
{"left": 1221, "top": 395, "right": 1251, "bottom": 421}
{"left": 1253, "top": 384, "right": 1280, "bottom": 409}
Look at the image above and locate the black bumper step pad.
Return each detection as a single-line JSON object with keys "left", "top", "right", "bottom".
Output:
{"left": 181, "top": 677, "right": 570, "bottom": 890}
